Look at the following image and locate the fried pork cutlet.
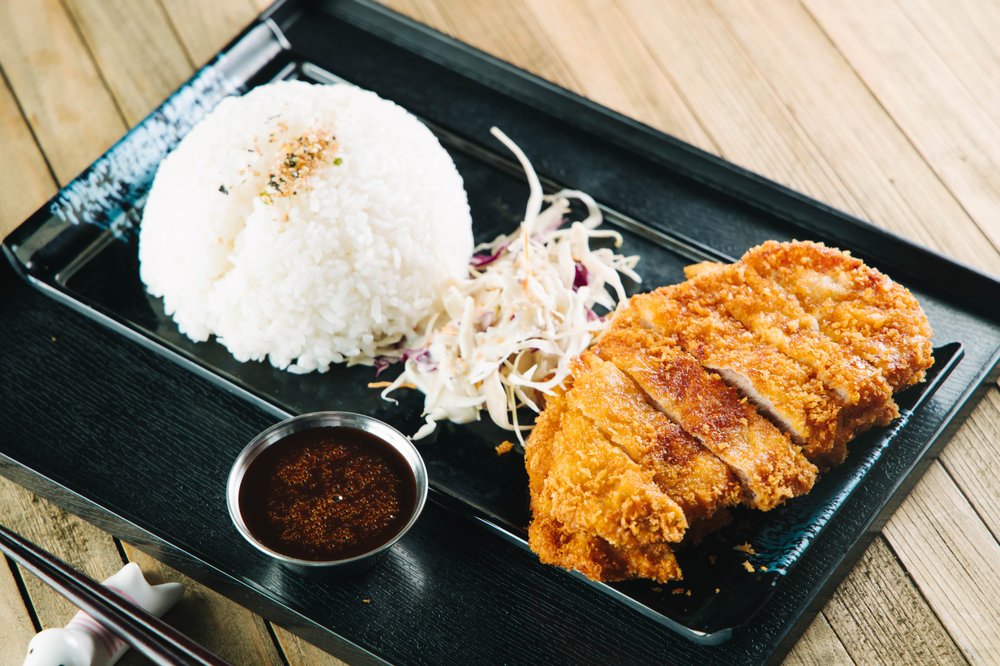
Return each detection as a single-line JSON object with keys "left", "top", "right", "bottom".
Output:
{"left": 734, "top": 241, "right": 934, "bottom": 391}
{"left": 674, "top": 261, "right": 899, "bottom": 466}
{"left": 615, "top": 289, "right": 844, "bottom": 466}
{"left": 524, "top": 391, "right": 688, "bottom": 551}
{"left": 528, "top": 516, "right": 683, "bottom": 583}
{"left": 525, "top": 391, "right": 685, "bottom": 583}
{"left": 566, "top": 352, "right": 742, "bottom": 524}
{"left": 593, "top": 327, "right": 818, "bottom": 511}
{"left": 523, "top": 241, "right": 933, "bottom": 584}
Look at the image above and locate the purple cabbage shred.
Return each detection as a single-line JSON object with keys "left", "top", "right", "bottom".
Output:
{"left": 373, "top": 357, "right": 392, "bottom": 377}
{"left": 573, "top": 263, "right": 589, "bottom": 290}
{"left": 403, "top": 348, "right": 438, "bottom": 373}
{"left": 470, "top": 242, "right": 510, "bottom": 268}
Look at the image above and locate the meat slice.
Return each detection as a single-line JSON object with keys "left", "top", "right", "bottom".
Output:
{"left": 735, "top": 241, "right": 934, "bottom": 391}
{"left": 592, "top": 327, "right": 817, "bottom": 510}
{"left": 528, "top": 516, "right": 683, "bottom": 583}
{"left": 615, "top": 289, "right": 844, "bottom": 466}
{"left": 676, "top": 260, "right": 899, "bottom": 465}
{"left": 525, "top": 389, "right": 686, "bottom": 582}
{"left": 524, "top": 390, "right": 688, "bottom": 551}
{"left": 565, "top": 352, "right": 741, "bottom": 524}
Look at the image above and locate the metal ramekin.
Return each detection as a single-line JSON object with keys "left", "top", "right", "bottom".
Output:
{"left": 226, "top": 411, "right": 428, "bottom": 578}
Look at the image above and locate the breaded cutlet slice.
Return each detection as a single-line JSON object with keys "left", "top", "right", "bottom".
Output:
{"left": 733, "top": 241, "right": 934, "bottom": 391}
{"left": 525, "top": 394, "right": 683, "bottom": 583}
{"left": 524, "top": 386, "right": 566, "bottom": 504}
{"left": 615, "top": 290, "right": 843, "bottom": 467}
{"left": 528, "top": 516, "right": 683, "bottom": 583}
{"left": 566, "top": 352, "right": 742, "bottom": 524}
{"left": 675, "top": 261, "right": 899, "bottom": 466}
{"left": 593, "top": 327, "right": 817, "bottom": 511}
{"left": 524, "top": 391, "right": 688, "bottom": 550}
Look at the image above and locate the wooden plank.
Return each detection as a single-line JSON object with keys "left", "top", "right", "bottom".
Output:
{"left": 381, "top": 0, "right": 715, "bottom": 151}
{"left": 384, "top": 0, "right": 583, "bottom": 93}
{"left": 380, "top": 0, "right": 450, "bottom": 29}
{"left": 0, "top": 0, "right": 123, "bottom": 182}
{"left": 781, "top": 614, "right": 854, "bottom": 666}
{"left": 0, "top": 72, "right": 55, "bottom": 236}
{"left": 0, "top": 557, "right": 37, "bottom": 666}
{"left": 710, "top": 0, "right": 1000, "bottom": 275}
{"left": 62, "top": 0, "right": 193, "bottom": 125}
{"left": 897, "top": 0, "right": 1000, "bottom": 125}
{"left": 119, "top": 544, "right": 285, "bottom": 665}
{"left": 939, "top": 390, "right": 1000, "bottom": 541}
{"left": 949, "top": 0, "right": 1000, "bottom": 59}
{"left": 522, "top": 0, "right": 714, "bottom": 151}
{"left": 616, "top": 0, "right": 853, "bottom": 215}
{"left": 272, "top": 625, "right": 350, "bottom": 666}
{"left": 0, "top": 479, "right": 126, "bottom": 630}
{"left": 158, "top": 0, "right": 259, "bottom": 67}
{"left": 805, "top": 0, "right": 1000, "bottom": 250}
{"left": 883, "top": 461, "right": 1000, "bottom": 662}
{"left": 822, "top": 537, "right": 965, "bottom": 663}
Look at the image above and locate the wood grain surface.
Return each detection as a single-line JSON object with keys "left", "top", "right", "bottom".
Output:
{"left": 0, "top": 0, "right": 997, "bottom": 663}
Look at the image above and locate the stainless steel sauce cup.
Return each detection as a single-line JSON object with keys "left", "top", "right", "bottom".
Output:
{"left": 226, "top": 411, "right": 428, "bottom": 578}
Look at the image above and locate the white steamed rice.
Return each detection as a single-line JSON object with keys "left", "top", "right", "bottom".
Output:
{"left": 138, "top": 81, "right": 473, "bottom": 372}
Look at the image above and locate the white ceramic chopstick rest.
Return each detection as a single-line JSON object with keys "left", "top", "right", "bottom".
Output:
{"left": 22, "top": 562, "right": 184, "bottom": 666}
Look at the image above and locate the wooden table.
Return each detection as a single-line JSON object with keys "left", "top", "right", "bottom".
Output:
{"left": 1, "top": 1, "right": 998, "bottom": 663}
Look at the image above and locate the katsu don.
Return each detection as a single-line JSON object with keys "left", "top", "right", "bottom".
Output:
{"left": 525, "top": 241, "right": 934, "bottom": 583}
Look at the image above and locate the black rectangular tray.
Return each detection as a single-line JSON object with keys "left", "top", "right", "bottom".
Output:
{"left": 3, "top": 0, "right": 999, "bottom": 662}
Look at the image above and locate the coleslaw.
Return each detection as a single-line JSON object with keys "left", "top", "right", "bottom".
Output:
{"left": 380, "top": 128, "right": 640, "bottom": 443}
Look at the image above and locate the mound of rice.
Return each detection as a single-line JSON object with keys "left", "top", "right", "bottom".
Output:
{"left": 139, "top": 81, "right": 473, "bottom": 372}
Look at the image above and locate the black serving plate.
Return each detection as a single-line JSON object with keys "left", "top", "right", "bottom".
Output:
{"left": 3, "top": 0, "right": 1000, "bottom": 662}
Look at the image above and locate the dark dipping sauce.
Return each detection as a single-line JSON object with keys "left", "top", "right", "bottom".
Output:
{"left": 238, "top": 426, "right": 417, "bottom": 561}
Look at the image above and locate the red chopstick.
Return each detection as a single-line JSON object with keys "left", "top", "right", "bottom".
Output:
{"left": 0, "top": 523, "right": 231, "bottom": 665}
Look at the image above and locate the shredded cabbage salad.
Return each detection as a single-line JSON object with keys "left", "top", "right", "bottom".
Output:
{"left": 380, "top": 127, "right": 640, "bottom": 443}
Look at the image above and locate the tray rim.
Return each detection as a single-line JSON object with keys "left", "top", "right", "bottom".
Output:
{"left": 3, "top": 0, "right": 1000, "bottom": 661}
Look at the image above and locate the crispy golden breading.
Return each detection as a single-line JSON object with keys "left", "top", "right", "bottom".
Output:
{"left": 683, "top": 260, "right": 719, "bottom": 280}
{"left": 528, "top": 516, "right": 683, "bottom": 583}
{"left": 737, "top": 241, "right": 934, "bottom": 390}
{"left": 567, "top": 352, "right": 742, "bottom": 524}
{"left": 525, "top": 392, "right": 688, "bottom": 550}
{"left": 676, "top": 261, "right": 899, "bottom": 466}
{"left": 525, "top": 390, "right": 687, "bottom": 582}
{"left": 616, "top": 289, "right": 844, "bottom": 466}
{"left": 593, "top": 327, "right": 817, "bottom": 511}
{"left": 523, "top": 241, "right": 933, "bottom": 584}
{"left": 524, "top": 387, "right": 566, "bottom": 504}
